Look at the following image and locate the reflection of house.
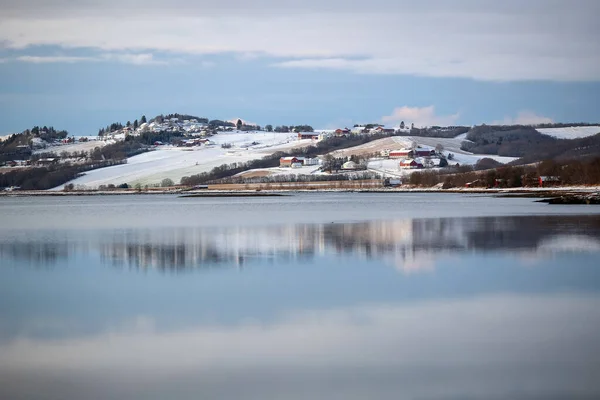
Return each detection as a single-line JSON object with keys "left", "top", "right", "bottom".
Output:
{"left": 400, "top": 159, "right": 423, "bottom": 169}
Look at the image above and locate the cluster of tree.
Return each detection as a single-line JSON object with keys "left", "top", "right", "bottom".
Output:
{"left": 137, "top": 130, "right": 185, "bottom": 145}
{"left": 31, "top": 150, "right": 88, "bottom": 161}
{"left": 208, "top": 119, "right": 235, "bottom": 128}
{"left": 402, "top": 126, "right": 469, "bottom": 139}
{"left": 273, "top": 125, "right": 314, "bottom": 133}
{"left": 353, "top": 124, "right": 384, "bottom": 129}
{"left": 90, "top": 183, "right": 130, "bottom": 191}
{"left": 163, "top": 114, "right": 208, "bottom": 123}
{"left": 0, "top": 160, "right": 125, "bottom": 190}
{"left": 460, "top": 125, "right": 551, "bottom": 157}
{"left": 406, "top": 157, "right": 600, "bottom": 188}
{"left": 239, "top": 124, "right": 261, "bottom": 131}
{"left": 320, "top": 155, "right": 368, "bottom": 172}
{"left": 27, "top": 126, "right": 68, "bottom": 142}
{"left": 98, "top": 116, "right": 149, "bottom": 135}
{"left": 534, "top": 122, "right": 600, "bottom": 128}
{"left": 1, "top": 127, "right": 70, "bottom": 162}
{"left": 89, "top": 140, "right": 148, "bottom": 161}
{"left": 460, "top": 124, "right": 600, "bottom": 163}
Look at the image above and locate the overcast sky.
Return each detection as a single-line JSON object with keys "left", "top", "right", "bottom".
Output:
{"left": 1, "top": 0, "right": 599, "bottom": 134}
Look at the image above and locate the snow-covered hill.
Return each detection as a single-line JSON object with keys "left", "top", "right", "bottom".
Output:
{"left": 536, "top": 126, "right": 600, "bottom": 139}
{"left": 54, "top": 131, "right": 305, "bottom": 189}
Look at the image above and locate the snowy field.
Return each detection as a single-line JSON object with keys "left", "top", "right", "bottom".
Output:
{"left": 536, "top": 126, "right": 600, "bottom": 139}
{"left": 55, "top": 131, "right": 303, "bottom": 189}
{"left": 364, "top": 135, "right": 518, "bottom": 178}
{"left": 34, "top": 139, "right": 109, "bottom": 155}
{"left": 236, "top": 165, "right": 322, "bottom": 178}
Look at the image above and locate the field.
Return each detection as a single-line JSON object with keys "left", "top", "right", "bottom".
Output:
{"left": 536, "top": 126, "right": 600, "bottom": 139}
{"left": 54, "top": 131, "right": 306, "bottom": 189}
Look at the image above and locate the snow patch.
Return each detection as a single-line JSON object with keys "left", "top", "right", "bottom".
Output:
{"left": 536, "top": 126, "right": 600, "bottom": 140}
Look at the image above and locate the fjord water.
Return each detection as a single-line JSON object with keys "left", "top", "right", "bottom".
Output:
{"left": 1, "top": 193, "right": 600, "bottom": 400}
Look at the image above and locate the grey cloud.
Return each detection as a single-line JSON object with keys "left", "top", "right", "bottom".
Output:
{"left": 1, "top": 0, "right": 598, "bottom": 81}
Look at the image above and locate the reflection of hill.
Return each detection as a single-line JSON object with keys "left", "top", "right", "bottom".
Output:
{"left": 2, "top": 216, "right": 600, "bottom": 272}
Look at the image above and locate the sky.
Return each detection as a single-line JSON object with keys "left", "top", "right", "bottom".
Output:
{"left": 0, "top": 0, "right": 599, "bottom": 135}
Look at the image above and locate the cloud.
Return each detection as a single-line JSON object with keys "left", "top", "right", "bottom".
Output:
{"left": 0, "top": 1, "right": 599, "bottom": 81}
{"left": 492, "top": 111, "right": 554, "bottom": 125}
{"left": 12, "top": 53, "right": 170, "bottom": 65}
{"left": 1, "top": 295, "right": 600, "bottom": 399}
{"left": 15, "top": 55, "right": 97, "bottom": 63}
{"left": 381, "top": 106, "right": 460, "bottom": 128}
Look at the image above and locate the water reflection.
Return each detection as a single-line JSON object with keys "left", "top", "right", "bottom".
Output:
{"left": 2, "top": 215, "right": 600, "bottom": 272}
{"left": 1, "top": 214, "right": 600, "bottom": 399}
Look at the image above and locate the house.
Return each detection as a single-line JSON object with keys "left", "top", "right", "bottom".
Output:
{"left": 465, "top": 179, "right": 482, "bottom": 188}
{"left": 391, "top": 147, "right": 435, "bottom": 158}
{"left": 373, "top": 126, "right": 395, "bottom": 134}
{"left": 539, "top": 176, "right": 561, "bottom": 187}
{"left": 297, "top": 132, "right": 320, "bottom": 140}
{"left": 334, "top": 128, "right": 350, "bottom": 137}
{"left": 399, "top": 159, "right": 424, "bottom": 169}
{"left": 36, "top": 158, "right": 57, "bottom": 166}
{"left": 280, "top": 156, "right": 304, "bottom": 167}
{"left": 389, "top": 149, "right": 414, "bottom": 159}
{"left": 351, "top": 126, "right": 366, "bottom": 135}
{"left": 342, "top": 160, "right": 358, "bottom": 170}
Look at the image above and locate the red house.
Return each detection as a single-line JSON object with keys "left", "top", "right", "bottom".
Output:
{"left": 399, "top": 159, "right": 424, "bottom": 169}
{"left": 297, "top": 132, "right": 319, "bottom": 140}
{"left": 280, "top": 157, "right": 304, "bottom": 167}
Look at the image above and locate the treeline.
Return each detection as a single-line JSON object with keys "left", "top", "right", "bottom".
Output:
{"left": 407, "top": 157, "right": 600, "bottom": 188}
{"left": 98, "top": 115, "right": 148, "bottom": 135}
{"left": 137, "top": 130, "right": 185, "bottom": 145}
{"left": 534, "top": 122, "right": 600, "bottom": 128}
{"left": 0, "top": 160, "right": 125, "bottom": 190}
{"left": 460, "top": 124, "right": 600, "bottom": 163}
{"left": 403, "top": 126, "right": 470, "bottom": 138}
{"left": 1, "top": 126, "right": 69, "bottom": 162}
{"left": 90, "top": 140, "right": 149, "bottom": 161}
{"left": 267, "top": 125, "right": 314, "bottom": 133}
{"left": 164, "top": 114, "right": 208, "bottom": 123}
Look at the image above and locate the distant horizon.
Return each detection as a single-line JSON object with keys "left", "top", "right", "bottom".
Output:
{"left": 2, "top": 118, "right": 600, "bottom": 137}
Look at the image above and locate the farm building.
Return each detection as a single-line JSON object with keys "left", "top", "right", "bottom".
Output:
{"left": 280, "top": 157, "right": 304, "bottom": 167}
{"left": 539, "top": 176, "right": 561, "bottom": 187}
{"left": 400, "top": 159, "right": 424, "bottom": 169}
{"left": 280, "top": 157, "right": 319, "bottom": 167}
{"left": 342, "top": 160, "right": 358, "bottom": 170}
{"left": 334, "top": 128, "right": 350, "bottom": 137}
{"left": 297, "top": 132, "right": 320, "bottom": 140}
{"left": 389, "top": 147, "right": 436, "bottom": 159}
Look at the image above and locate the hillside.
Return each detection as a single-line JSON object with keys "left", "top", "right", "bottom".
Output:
{"left": 460, "top": 125, "right": 600, "bottom": 164}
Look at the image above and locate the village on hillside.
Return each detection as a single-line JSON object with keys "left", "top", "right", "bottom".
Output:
{"left": 1, "top": 113, "right": 600, "bottom": 191}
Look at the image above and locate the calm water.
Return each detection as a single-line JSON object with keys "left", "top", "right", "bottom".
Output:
{"left": 1, "top": 193, "right": 600, "bottom": 400}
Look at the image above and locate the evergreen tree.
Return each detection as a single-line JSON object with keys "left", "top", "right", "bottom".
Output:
{"left": 133, "top": 120, "right": 138, "bottom": 130}
{"left": 141, "top": 115, "right": 147, "bottom": 124}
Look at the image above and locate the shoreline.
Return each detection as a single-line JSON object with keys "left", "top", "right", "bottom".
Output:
{"left": 1, "top": 186, "right": 599, "bottom": 198}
